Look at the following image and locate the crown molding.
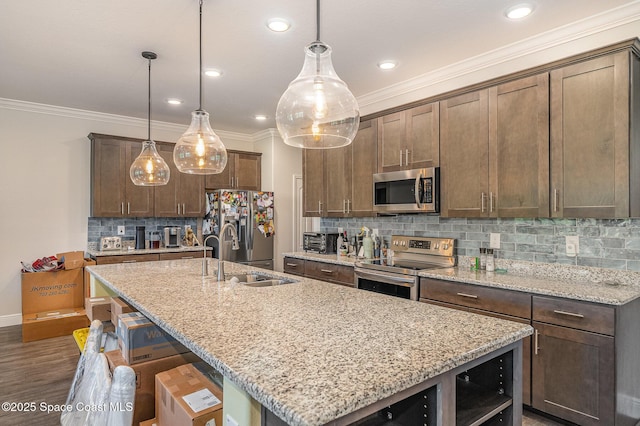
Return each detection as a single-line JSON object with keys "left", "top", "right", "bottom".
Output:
{"left": 357, "top": 1, "right": 640, "bottom": 114}
{"left": 0, "top": 97, "right": 253, "bottom": 142}
{"left": 251, "top": 128, "right": 280, "bottom": 142}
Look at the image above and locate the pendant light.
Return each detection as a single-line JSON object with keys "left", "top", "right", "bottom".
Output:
{"left": 276, "top": 0, "right": 359, "bottom": 149}
{"left": 173, "top": 0, "right": 227, "bottom": 174}
{"left": 130, "top": 51, "right": 171, "bottom": 186}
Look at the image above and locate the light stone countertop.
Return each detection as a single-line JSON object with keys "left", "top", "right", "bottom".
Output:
{"left": 283, "top": 251, "right": 640, "bottom": 306}
{"left": 88, "top": 245, "right": 210, "bottom": 257}
{"left": 86, "top": 259, "right": 531, "bottom": 426}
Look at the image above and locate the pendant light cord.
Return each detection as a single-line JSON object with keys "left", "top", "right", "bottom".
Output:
{"left": 315, "top": 0, "right": 320, "bottom": 42}
{"left": 198, "top": 0, "right": 204, "bottom": 111}
{"left": 147, "top": 56, "right": 152, "bottom": 141}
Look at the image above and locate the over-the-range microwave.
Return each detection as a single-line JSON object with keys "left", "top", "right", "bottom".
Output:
{"left": 373, "top": 167, "right": 440, "bottom": 213}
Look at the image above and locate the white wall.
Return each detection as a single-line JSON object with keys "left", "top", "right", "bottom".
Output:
{"left": 0, "top": 100, "right": 254, "bottom": 326}
{"left": 252, "top": 129, "right": 303, "bottom": 272}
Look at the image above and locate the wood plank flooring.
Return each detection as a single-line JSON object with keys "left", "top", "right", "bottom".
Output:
{"left": 0, "top": 324, "right": 568, "bottom": 426}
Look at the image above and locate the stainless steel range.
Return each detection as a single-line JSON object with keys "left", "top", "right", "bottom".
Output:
{"left": 354, "top": 235, "right": 456, "bottom": 300}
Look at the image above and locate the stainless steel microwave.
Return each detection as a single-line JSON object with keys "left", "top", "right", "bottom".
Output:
{"left": 373, "top": 168, "right": 440, "bottom": 213}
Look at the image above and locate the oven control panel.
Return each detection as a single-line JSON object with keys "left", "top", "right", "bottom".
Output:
{"left": 391, "top": 235, "right": 454, "bottom": 256}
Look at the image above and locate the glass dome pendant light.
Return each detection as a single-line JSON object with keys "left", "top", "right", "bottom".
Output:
{"left": 275, "top": 0, "right": 359, "bottom": 149}
{"left": 173, "top": 0, "right": 227, "bottom": 174}
{"left": 130, "top": 51, "right": 171, "bottom": 186}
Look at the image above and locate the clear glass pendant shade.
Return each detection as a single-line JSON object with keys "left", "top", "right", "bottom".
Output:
{"left": 130, "top": 140, "right": 170, "bottom": 186}
{"left": 173, "top": 109, "right": 228, "bottom": 174}
{"left": 276, "top": 42, "right": 359, "bottom": 149}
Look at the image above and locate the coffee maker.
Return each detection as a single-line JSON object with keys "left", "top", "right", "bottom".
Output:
{"left": 164, "top": 227, "right": 181, "bottom": 248}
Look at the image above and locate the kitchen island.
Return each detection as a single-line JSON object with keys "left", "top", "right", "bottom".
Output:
{"left": 87, "top": 259, "right": 532, "bottom": 425}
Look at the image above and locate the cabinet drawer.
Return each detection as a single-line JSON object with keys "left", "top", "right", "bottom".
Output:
{"left": 95, "top": 254, "right": 159, "bottom": 265}
{"left": 532, "top": 296, "right": 615, "bottom": 336}
{"left": 159, "top": 252, "right": 204, "bottom": 261}
{"left": 420, "top": 278, "right": 531, "bottom": 319}
{"left": 283, "top": 257, "right": 305, "bottom": 276}
{"left": 305, "top": 261, "right": 354, "bottom": 286}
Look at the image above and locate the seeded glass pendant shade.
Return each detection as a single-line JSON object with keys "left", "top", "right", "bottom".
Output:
{"left": 130, "top": 51, "right": 170, "bottom": 186}
{"left": 276, "top": 0, "right": 359, "bottom": 149}
{"left": 173, "top": 0, "right": 227, "bottom": 174}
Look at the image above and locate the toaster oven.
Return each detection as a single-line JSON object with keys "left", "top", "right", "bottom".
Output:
{"left": 303, "top": 232, "right": 339, "bottom": 254}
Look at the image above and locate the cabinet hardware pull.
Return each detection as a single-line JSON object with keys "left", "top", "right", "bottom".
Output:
{"left": 456, "top": 292, "right": 478, "bottom": 299}
{"left": 534, "top": 329, "right": 539, "bottom": 355}
{"left": 489, "top": 192, "right": 494, "bottom": 213}
{"left": 121, "top": 202, "right": 124, "bottom": 215}
{"left": 553, "top": 189, "right": 558, "bottom": 212}
{"left": 318, "top": 200, "right": 322, "bottom": 214}
{"left": 405, "top": 149, "right": 409, "bottom": 165}
{"left": 231, "top": 176, "right": 235, "bottom": 187}
{"left": 399, "top": 149, "right": 403, "bottom": 167}
{"left": 183, "top": 203, "right": 186, "bottom": 215}
{"left": 321, "top": 269, "right": 334, "bottom": 274}
{"left": 481, "top": 192, "right": 486, "bottom": 213}
{"left": 285, "top": 263, "right": 298, "bottom": 267}
{"left": 122, "top": 260, "right": 137, "bottom": 263}
{"left": 127, "top": 202, "right": 130, "bottom": 215}
{"left": 347, "top": 199, "right": 351, "bottom": 214}
{"left": 343, "top": 199, "right": 346, "bottom": 214}
{"left": 553, "top": 309, "right": 584, "bottom": 318}
{"left": 181, "top": 256, "right": 194, "bottom": 259}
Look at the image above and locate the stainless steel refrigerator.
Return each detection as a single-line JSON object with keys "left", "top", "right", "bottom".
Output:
{"left": 203, "top": 190, "right": 275, "bottom": 270}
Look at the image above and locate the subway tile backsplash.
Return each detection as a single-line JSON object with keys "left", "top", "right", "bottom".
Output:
{"left": 321, "top": 216, "right": 640, "bottom": 272}
{"left": 87, "top": 217, "right": 198, "bottom": 250}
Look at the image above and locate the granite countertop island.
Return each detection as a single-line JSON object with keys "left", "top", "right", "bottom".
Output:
{"left": 88, "top": 245, "right": 210, "bottom": 257}
{"left": 87, "top": 259, "right": 532, "bottom": 425}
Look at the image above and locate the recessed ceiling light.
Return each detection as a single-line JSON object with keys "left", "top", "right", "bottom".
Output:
{"left": 267, "top": 18, "right": 291, "bottom": 32}
{"left": 205, "top": 69, "right": 222, "bottom": 77}
{"left": 505, "top": 3, "right": 535, "bottom": 20}
{"left": 166, "top": 98, "right": 183, "bottom": 105}
{"left": 255, "top": 115, "right": 268, "bottom": 121}
{"left": 378, "top": 60, "right": 397, "bottom": 70}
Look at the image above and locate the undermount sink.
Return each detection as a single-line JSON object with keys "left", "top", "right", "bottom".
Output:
{"left": 225, "top": 272, "right": 297, "bottom": 287}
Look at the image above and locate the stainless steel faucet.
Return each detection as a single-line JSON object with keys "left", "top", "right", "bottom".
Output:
{"left": 202, "top": 223, "right": 240, "bottom": 280}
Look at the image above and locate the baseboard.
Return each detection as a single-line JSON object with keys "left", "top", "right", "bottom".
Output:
{"left": 0, "top": 313, "right": 23, "bottom": 328}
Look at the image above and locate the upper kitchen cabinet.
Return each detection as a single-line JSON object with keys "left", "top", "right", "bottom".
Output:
{"left": 90, "top": 133, "right": 154, "bottom": 217}
{"left": 154, "top": 143, "right": 205, "bottom": 217}
{"left": 377, "top": 102, "right": 439, "bottom": 172}
{"left": 440, "top": 73, "right": 550, "bottom": 218}
{"left": 550, "top": 50, "right": 640, "bottom": 218}
{"left": 204, "top": 150, "right": 262, "bottom": 191}
{"left": 303, "top": 119, "right": 378, "bottom": 217}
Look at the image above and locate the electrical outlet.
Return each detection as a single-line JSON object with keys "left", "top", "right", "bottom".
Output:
{"left": 338, "top": 227, "right": 344, "bottom": 234}
{"left": 489, "top": 233, "right": 500, "bottom": 249}
{"left": 185, "top": 224, "right": 191, "bottom": 234}
{"left": 117, "top": 226, "right": 125, "bottom": 235}
{"left": 566, "top": 235, "right": 579, "bottom": 257}
{"left": 373, "top": 228, "right": 379, "bottom": 237}
{"left": 225, "top": 415, "right": 239, "bottom": 426}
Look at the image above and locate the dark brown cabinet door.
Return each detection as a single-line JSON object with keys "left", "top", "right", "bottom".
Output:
{"left": 155, "top": 143, "right": 204, "bottom": 217}
{"left": 440, "top": 90, "right": 489, "bottom": 217}
{"left": 489, "top": 73, "right": 549, "bottom": 218}
{"left": 531, "top": 322, "right": 614, "bottom": 425}
{"left": 90, "top": 135, "right": 153, "bottom": 217}
{"left": 234, "top": 152, "right": 261, "bottom": 190}
{"left": 179, "top": 172, "right": 205, "bottom": 216}
{"left": 204, "top": 158, "right": 232, "bottom": 189}
{"left": 350, "top": 119, "right": 378, "bottom": 216}
{"left": 378, "top": 111, "right": 405, "bottom": 172}
{"left": 406, "top": 102, "right": 439, "bottom": 168}
{"left": 550, "top": 51, "right": 631, "bottom": 218}
{"left": 303, "top": 149, "right": 324, "bottom": 217}
{"left": 324, "top": 145, "right": 351, "bottom": 216}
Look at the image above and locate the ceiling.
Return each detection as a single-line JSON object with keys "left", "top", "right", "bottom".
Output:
{"left": 0, "top": 0, "right": 637, "bottom": 134}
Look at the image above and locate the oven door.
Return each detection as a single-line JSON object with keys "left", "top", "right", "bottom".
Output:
{"left": 354, "top": 268, "right": 419, "bottom": 300}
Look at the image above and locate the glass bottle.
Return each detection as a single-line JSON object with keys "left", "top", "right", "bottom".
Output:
{"left": 486, "top": 248, "right": 495, "bottom": 272}
{"left": 479, "top": 248, "right": 487, "bottom": 270}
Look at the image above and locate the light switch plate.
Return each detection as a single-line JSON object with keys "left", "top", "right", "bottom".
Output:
{"left": 373, "top": 228, "right": 379, "bottom": 237}
{"left": 338, "top": 227, "right": 344, "bottom": 234}
{"left": 489, "top": 233, "right": 500, "bottom": 249}
{"left": 226, "top": 414, "right": 239, "bottom": 426}
{"left": 117, "top": 226, "right": 125, "bottom": 235}
{"left": 566, "top": 236, "right": 579, "bottom": 257}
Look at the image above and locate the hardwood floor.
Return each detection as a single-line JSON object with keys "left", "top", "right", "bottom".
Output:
{"left": 0, "top": 324, "right": 569, "bottom": 426}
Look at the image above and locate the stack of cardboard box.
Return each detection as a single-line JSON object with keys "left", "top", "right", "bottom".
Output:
{"left": 21, "top": 251, "right": 93, "bottom": 342}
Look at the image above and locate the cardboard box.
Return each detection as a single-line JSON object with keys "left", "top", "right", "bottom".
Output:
{"left": 56, "top": 251, "right": 85, "bottom": 270}
{"left": 21, "top": 268, "right": 84, "bottom": 315}
{"left": 156, "top": 364, "right": 223, "bottom": 426}
{"left": 140, "top": 418, "right": 157, "bottom": 426}
{"left": 105, "top": 350, "right": 202, "bottom": 426}
{"left": 22, "top": 308, "right": 90, "bottom": 342}
{"left": 111, "top": 296, "right": 136, "bottom": 326}
{"left": 85, "top": 297, "right": 112, "bottom": 322}
{"left": 118, "top": 312, "right": 189, "bottom": 365}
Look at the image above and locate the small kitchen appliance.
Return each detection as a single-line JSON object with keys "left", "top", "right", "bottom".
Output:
{"left": 135, "top": 226, "right": 146, "bottom": 250}
{"left": 164, "top": 227, "right": 181, "bottom": 248}
{"left": 354, "top": 235, "right": 455, "bottom": 300}
{"left": 373, "top": 167, "right": 439, "bottom": 213}
{"left": 303, "top": 232, "right": 339, "bottom": 254}
{"left": 100, "top": 236, "right": 122, "bottom": 251}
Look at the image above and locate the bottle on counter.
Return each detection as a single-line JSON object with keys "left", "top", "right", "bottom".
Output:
{"left": 362, "top": 227, "right": 373, "bottom": 259}
{"left": 336, "top": 233, "right": 344, "bottom": 256}
{"left": 486, "top": 248, "right": 495, "bottom": 272}
{"left": 479, "top": 247, "right": 487, "bottom": 270}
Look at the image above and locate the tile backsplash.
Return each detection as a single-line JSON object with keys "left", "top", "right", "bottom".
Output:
{"left": 321, "top": 216, "right": 640, "bottom": 272}
{"left": 87, "top": 217, "right": 198, "bottom": 250}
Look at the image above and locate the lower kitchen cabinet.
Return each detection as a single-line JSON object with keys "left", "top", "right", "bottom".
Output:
{"left": 283, "top": 257, "right": 355, "bottom": 287}
{"left": 94, "top": 253, "right": 160, "bottom": 265}
{"left": 420, "top": 277, "right": 640, "bottom": 425}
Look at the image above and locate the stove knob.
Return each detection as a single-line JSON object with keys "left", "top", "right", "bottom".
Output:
{"left": 442, "top": 243, "right": 449, "bottom": 250}
{"left": 434, "top": 243, "right": 439, "bottom": 249}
